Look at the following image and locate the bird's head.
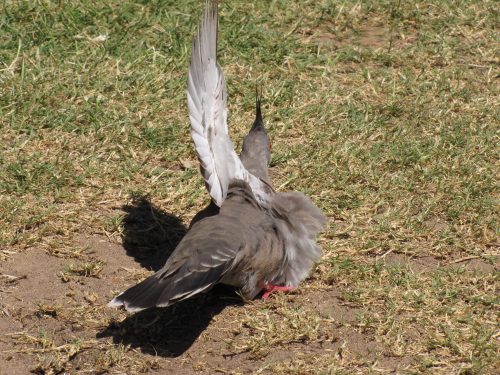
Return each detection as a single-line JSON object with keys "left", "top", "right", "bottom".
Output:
{"left": 241, "top": 95, "right": 271, "bottom": 168}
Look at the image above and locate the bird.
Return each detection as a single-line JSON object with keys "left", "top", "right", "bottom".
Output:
{"left": 108, "top": 0, "right": 326, "bottom": 312}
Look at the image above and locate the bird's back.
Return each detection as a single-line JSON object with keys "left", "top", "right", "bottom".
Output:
{"left": 191, "top": 181, "right": 326, "bottom": 298}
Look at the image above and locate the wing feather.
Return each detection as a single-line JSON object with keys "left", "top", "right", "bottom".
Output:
{"left": 187, "top": 0, "right": 271, "bottom": 206}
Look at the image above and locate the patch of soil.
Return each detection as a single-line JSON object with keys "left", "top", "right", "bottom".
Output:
{"left": 381, "top": 252, "right": 498, "bottom": 274}
{"left": 446, "top": 257, "right": 498, "bottom": 273}
{"left": 0, "top": 248, "right": 70, "bottom": 375}
{"left": 382, "top": 252, "right": 438, "bottom": 273}
{"left": 309, "top": 289, "right": 363, "bottom": 325}
{"left": 303, "top": 21, "right": 417, "bottom": 52}
{"left": 0, "top": 237, "right": 393, "bottom": 373}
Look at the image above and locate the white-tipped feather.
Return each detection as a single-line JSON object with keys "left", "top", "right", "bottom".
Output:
{"left": 187, "top": 0, "right": 270, "bottom": 207}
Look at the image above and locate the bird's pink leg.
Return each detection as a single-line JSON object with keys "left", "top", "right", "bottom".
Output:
{"left": 261, "top": 283, "right": 295, "bottom": 299}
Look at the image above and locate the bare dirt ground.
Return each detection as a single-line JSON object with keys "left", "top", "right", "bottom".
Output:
{"left": 0, "top": 243, "right": 399, "bottom": 374}
{"left": 1, "top": 198, "right": 496, "bottom": 374}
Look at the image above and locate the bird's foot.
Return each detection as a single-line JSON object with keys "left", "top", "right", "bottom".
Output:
{"left": 261, "top": 284, "right": 295, "bottom": 299}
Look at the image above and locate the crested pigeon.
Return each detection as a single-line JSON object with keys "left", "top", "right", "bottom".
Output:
{"left": 109, "top": 0, "right": 325, "bottom": 312}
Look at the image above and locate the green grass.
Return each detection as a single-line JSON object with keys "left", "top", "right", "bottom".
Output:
{"left": 1, "top": 0, "right": 498, "bottom": 373}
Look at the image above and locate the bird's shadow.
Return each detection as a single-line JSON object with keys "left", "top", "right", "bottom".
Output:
{"left": 98, "top": 195, "right": 239, "bottom": 357}
{"left": 120, "top": 194, "right": 186, "bottom": 271}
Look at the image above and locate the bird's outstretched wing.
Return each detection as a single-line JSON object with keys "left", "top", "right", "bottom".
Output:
{"left": 187, "top": 0, "right": 271, "bottom": 206}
